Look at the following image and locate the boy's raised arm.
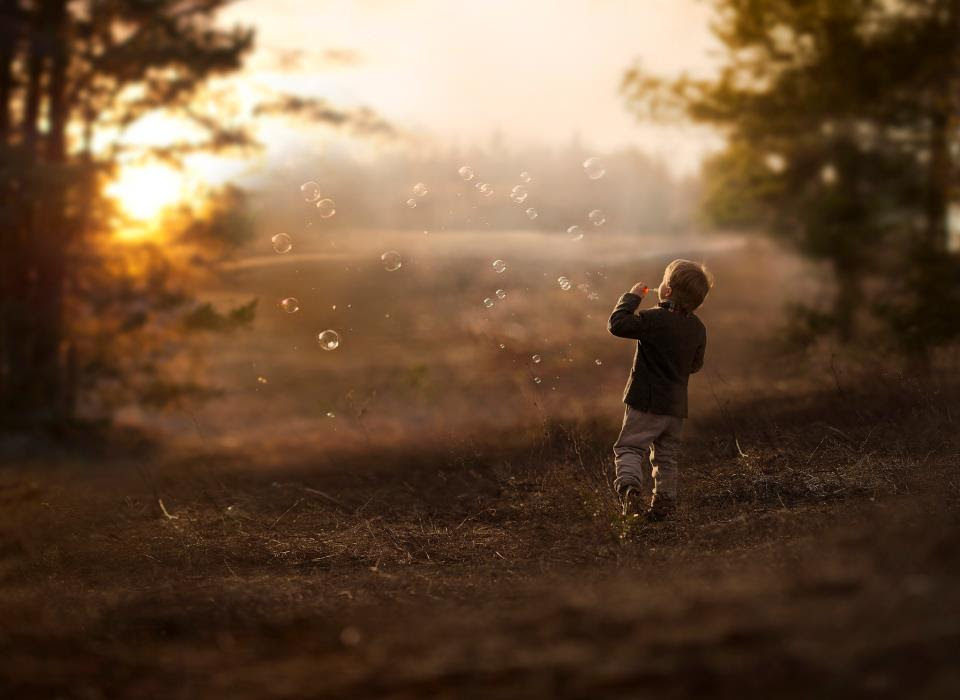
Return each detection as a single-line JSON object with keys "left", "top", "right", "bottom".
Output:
{"left": 607, "top": 291, "right": 648, "bottom": 339}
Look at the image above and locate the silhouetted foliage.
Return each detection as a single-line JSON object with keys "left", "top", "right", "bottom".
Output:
{"left": 623, "top": 0, "right": 960, "bottom": 356}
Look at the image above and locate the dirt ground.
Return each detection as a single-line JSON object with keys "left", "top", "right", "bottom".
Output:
{"left": 2, "top": 371, "right": 959, "bottom": 699}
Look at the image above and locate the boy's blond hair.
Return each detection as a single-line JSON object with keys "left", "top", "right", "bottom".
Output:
{"left": 663, "top": 259, "right": 713, "bottom": 313}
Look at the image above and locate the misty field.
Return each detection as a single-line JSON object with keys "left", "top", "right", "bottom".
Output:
{"left": 163, "top": 230, "right": 811, "bottom": 450}
{"left": 3, "top": 232, "right": 960, "bottom": 698}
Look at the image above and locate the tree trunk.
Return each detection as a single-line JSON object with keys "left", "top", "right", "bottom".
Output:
{"left": 833, "top": 263, "right": 862, "bottom": 343}
{"left": 33, "top": 0, "right": 71, "bottom": 421}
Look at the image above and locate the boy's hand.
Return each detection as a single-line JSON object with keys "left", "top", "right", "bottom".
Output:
{"left": 629, "top": 282, "right": 649, "bottom": 297}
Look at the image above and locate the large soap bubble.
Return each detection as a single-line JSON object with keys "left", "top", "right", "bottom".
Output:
{"left": 300, "top": 181, "right": 320, "bottom": 202}
{"left": 318, "top": 330, "right": 340, "bottom": 351}
{"left": 583, "top": 157, "right": 606, "bottom": 180}
{"left": 280, "top": 297, "right": 300, "bottom": 313}
{"left": 272, "top": 233, "right": 292, "bottom": 253}
{"left": 458, "top": 165, "right": 475, "bottom": 181}
{"left": 492, "top": 259, "right": 507, "bottom": 273}
{"left": 381, "top": 250, "right": 402, "bottom": 271}
{"left": 316, "top": 198, "right": 336, "bottom": 218}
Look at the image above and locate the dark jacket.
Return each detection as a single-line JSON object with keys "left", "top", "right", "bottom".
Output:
{"left": 607, "top": 292, "right": 706, "bottom": 418}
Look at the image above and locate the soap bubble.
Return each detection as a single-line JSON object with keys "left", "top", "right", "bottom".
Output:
{"left": 588, "top": 209, "right": 606, "bottom": 226}
{"left": 519, "top": 171, "right": 532, "bottom": 183}
{"left": 531, "top": 354, "right": 542, "bottom": 364}
{"left": 509, "top": 185, "right": 528, "bottom": 203}
{"left": 326, "top": 411, "right": 336, "bottom": 418}
{"left": 257, "top": 376, "right": 268, "bottom": 384}
{"left": 483, "top": 298, "right": 494, "bottom": 308}
{"left": 499, "top": 343, "right": 506, "bottom": 349}
{"left": 492, "top": 259, "right": 507, "bottom": 273}
{"left": 495, "top": 289, "right": 506, "bottom": 299}
{"left": 412, "top": 182, "right": 429, "bottom": 197}
{"left": 567, "top": 225, "right": 584, "bottom": 241}
{"left": 479, "top": 183, "right": 494, "bottom": 197}
{"left": 595, "top": 359, "right": 603, "bottom": 366}
{"left": 558, "top": 276, "right": 572, "bottom": 291}
{"left": 300, "top": 181, "right": 320, "bottom": 202}
{"left": 316, "top": 198, "right": 336, "bottom": 218}
{"left": 583, "top": 156, "right": 606, "bottom": 180}
{"left": 272, "top": 232, "right": 293, "bottom": 253}
{"left": 381, "top": 250, "right": 402, "bottom": 271}
{"left": 280, "top": 297, "right": 300, "bottom": 313}
{"left": 318, "top": 329, "right": 340, "bottom": 351}
{"left": 406, "top": 198, "right": 417, "bottom": 209}
{"left": 533, "top": 376, "right": 542, "bottom": 384}
{"left": 458, "top": 165, "right": 475, "bottom": 181}
{"left": 525, "top": 207, "right": 538, "bottom": 220}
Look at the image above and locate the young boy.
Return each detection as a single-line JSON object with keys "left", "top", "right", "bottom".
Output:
{"left": 607, "top": 259, "right": 712, "bottom": 521}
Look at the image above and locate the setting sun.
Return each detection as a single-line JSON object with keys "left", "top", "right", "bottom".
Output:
{"left": 105, "top": 163, "right": 185, "bottom": 222}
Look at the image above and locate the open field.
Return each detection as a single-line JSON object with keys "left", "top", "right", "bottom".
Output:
{"left": 141, "top": 230, "right": 820, "bottom": 450}
{"left": 3, "top": 232, "right": 959, "bottom": 698}
{"left": 2, "top": 372, "right": 959, "bottom": 698}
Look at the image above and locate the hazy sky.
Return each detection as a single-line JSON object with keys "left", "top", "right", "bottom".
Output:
{"left": 218, "top": 0, "right": 722, "bottom": 175}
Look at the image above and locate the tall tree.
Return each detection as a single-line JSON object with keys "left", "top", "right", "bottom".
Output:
{"left": 0, "top": 0, "right": 254, "bottom": 427}
{"left": 623, "top": 0, "right": 960, "bottom": 354}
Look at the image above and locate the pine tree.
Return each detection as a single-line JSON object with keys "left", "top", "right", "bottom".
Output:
{"left": 623, "top": 0, "right": 960, "bottom": 355}
{"left": 0, "top": 0, "right": 254, "bottom": 427}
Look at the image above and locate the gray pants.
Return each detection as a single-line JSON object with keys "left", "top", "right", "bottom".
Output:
{"left": 613, "top": 406, "right": 683, "bottom": 498}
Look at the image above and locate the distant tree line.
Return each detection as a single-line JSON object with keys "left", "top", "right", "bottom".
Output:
{"left": 252, "top": 137, "right": 700, "bottom": 239}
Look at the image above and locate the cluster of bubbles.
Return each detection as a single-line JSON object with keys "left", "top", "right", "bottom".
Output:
{"left": 275, "top": 160, "right": 617, "bottom": 385}
{"left": 381, "top": 250, "right": 402, "bottom": 271}
{"left": 577, "top": 282, "right": 601, "bottom": 301}
{"left": 406, "top": 181, "right": 430, "bottom": 208}
{"left": 298, "top": 181, "right": 337, "bottom": 218}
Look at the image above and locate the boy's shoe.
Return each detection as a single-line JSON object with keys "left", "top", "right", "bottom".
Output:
{"left": 620, "top": 487, "right": 642, "bottom": 517}
{"left": 647, "top": 493, "right": 676, "bottom": 522}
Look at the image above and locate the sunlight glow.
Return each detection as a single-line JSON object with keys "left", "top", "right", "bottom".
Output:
{"left": 106, "top": 164, "right": 185, "bottom": 222}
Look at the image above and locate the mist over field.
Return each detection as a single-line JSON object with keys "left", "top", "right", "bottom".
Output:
{"left": 2, "top": 1, "right": 959, "bottom": 698}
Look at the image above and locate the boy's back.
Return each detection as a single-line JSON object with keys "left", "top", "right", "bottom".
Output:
{"left": 608, "top": 297, "right": 706, "bottom": 418}
{"left": 607, "top": 259, "right": 712, "bottom": 520}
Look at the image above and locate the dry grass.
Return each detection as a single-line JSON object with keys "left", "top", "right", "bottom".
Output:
{"left": 2, "top": 367, "right": 959, "bottom": 698}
